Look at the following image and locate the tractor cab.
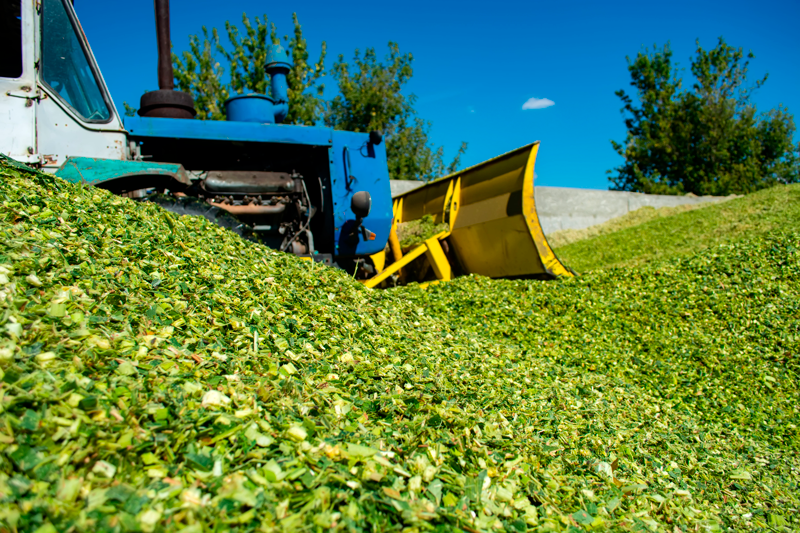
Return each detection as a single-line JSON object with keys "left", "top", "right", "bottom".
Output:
{"left": 0, "top": 0, "right": 128, "bottom": 169}
{"left": 0, "top": 0, "right": 392, "bottom": 265}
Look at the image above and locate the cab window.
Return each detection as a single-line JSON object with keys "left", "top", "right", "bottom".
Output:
{"left": 41, "top": 0, "right": 111, "bottom": 122}
{"left": 0, "top": 0, "right": 23, "bottom": 78}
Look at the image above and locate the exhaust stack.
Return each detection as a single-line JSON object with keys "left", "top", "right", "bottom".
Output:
{"left": 138, "top": 0, "right": 196, "bottom": 119}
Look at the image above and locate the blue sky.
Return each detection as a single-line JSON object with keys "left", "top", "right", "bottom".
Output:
{"left": 76, "top": 0, "right": 799, "bottom": 190}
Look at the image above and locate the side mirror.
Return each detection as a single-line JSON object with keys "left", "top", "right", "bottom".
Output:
{"left": 351, "top": 191, "right": 372, "bottom": 219}
{"left": 348, "top": 191, "right": 375, "bottom": 244}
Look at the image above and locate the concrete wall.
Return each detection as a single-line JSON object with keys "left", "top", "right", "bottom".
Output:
{"left": 533, "top": 186, "right": 730, "bottom": 235}
{"left": 390, "top": 180, "right": 426, "bottom": 197}
{"left": 389, "top": 180, "right": 730, "bottom": 235}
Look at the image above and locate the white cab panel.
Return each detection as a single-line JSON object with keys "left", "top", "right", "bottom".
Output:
{"left": 0, "top": 0, "right": 38, "bottom": 163}
{"left": 36, "top": 90, "right": 127, "bottom": 172}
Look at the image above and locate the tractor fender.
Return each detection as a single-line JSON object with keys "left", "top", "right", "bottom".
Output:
{"left": 55, "top": 157, "right": 191, "bottom": 193}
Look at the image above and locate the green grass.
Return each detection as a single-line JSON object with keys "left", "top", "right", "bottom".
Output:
{"left": 553, "top": 184, "right": 800, "bottom": 272}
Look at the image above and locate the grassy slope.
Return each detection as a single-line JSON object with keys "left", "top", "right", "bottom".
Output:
{"left": 553, "top": 184, "right": 800, "bottom": 272}
{"left": 0, "top": 158, "right": 797, "bottom": 532}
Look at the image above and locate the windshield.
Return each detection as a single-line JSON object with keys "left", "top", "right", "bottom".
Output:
{"left": 41, "top": 0, "right": 111, "bottom": 122}
{"left": 0, "top": 0, "right": 23, "bottom": 78}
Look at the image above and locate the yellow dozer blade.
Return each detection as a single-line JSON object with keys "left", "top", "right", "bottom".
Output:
{"left": 364, "top": 142, "right": 572, "bottom": 288}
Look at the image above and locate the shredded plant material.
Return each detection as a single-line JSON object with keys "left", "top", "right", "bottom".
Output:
{"left": 544, "top": 202, "right": 723, "bottom": 249}
{"left": 553, "top": 184, "right": 800, "bottom": 272}
{"left": 396, "top": 215, "right": 449, "bottom": 249}
{"left": 0, "top": 157, "right": 798, "bottom": 532}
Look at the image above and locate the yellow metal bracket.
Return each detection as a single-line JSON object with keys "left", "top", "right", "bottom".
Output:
{"left": 363, "top": 230, "right": 451, "bottom": 288}
{"left": 364, "top": 177, "right": 461, "bottom": 289}
{"left": 443, "top": 177, "right": 461, "bottom": 229}
{"left": 423, "top": 234, "right": 451, "bottom": 281}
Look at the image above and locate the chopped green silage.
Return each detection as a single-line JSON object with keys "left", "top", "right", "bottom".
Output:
{"left": 553, "top": 184, "right": 800, "bottom": 272}
{"left": 0, "top": 157, "right": 798, "bottom": 532}
{"left": 396, "top": 215, "right": 449, "bottom": 249}
{"left": 544, "top": 201, "right": 726, "bottom": 249}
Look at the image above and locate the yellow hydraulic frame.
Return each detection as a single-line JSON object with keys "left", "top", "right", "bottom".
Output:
{"left": 364, "top": 142, "right": 572, "bottom": 288}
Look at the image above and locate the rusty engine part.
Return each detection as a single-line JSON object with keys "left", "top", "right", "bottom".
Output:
{"left": 202, "top": 170, "right": 314, "bottom": 254}
{"left": 204, "top": 170, "right": 295, "bottom": 194}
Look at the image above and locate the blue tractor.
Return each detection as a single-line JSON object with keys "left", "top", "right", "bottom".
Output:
{"left": 0, "top": 0, "right": 392, "bottom": 273}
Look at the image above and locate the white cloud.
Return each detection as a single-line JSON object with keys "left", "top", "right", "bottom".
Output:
{"left": 522, "top": 97, "right": 555, "bottom": 110}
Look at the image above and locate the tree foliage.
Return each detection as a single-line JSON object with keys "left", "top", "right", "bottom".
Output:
{"left": 172, "top": 27, "right": 228, "bottom": 120}
{"left": 326, "top": 44, "right": 467, "bottom": 181}
{"left": 610, "top": 38, "right": 799, "bottom": 196}
{"left": 169, "top": 15, "right": 464, "bottom": 180}
{"left": 173, "top": 14, "right": 325, "bottom": 124}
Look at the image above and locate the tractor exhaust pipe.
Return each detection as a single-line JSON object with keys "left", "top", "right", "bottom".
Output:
{"left": 154, "top": 0, "right": 174, "bottom": 92}
{"left": 138, "top": 0, "right": 196, "bottom": 119}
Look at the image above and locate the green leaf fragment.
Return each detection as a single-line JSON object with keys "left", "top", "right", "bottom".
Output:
{"left": 116, "top": 361, "right": 137, "bottom": 375}
{"left": 18, "top": 409, "right": 40, "bottom": 431}
{"left": 572, "top": 509, "right": 594, "bottom": 525}
{"left": 346, "top": 443, "right": 378, "bottom": 457}
{"left": 56, "top": 478, "right": 82, "bottom": 503}
{"left": 92, "top": 460, "right": 117, "bottom": 478}
{"left": 286, "top": 425, "right": 307, "bottom": 441}
{"left": 9, "top": 446, "right": 40, "bottom": 471}
{"left": 186, "top": 453, "right": 214, "bottom": 472}
{"left": 48, "top": 301, "right": 66, "bottom": 317}
{"left": 140, "top": 453, "right": 159, "bottom": 465}
{"left": 729, "top": 469, "right": 752, "bottom": 481}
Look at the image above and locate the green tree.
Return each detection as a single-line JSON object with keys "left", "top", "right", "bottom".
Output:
{"left": 610, "top": 38, "right": 799, "bottom": 196}
{"left": 326, "top": 44, "right": 467, "bottom": 181}
{"left": 172, "top": 26, "right": 228, "bottom": 120}
{"left": 170, "top": 15, "right": 465, "bottom": 180}
{"left": 172, "top": 13, "right": 325, "bottom": 124}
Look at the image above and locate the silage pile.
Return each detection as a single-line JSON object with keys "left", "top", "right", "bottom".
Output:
{"left": 396, "top": 215, "right": 449, "bottom": 249}
{"left": 0, "top": 157, "right": 797, "bottom": 532}
{"left": 552, "top": 184, "right": 800, "bottom": 273}
{"left": 544, "top": 203, "right": 716, "bottom": 249}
